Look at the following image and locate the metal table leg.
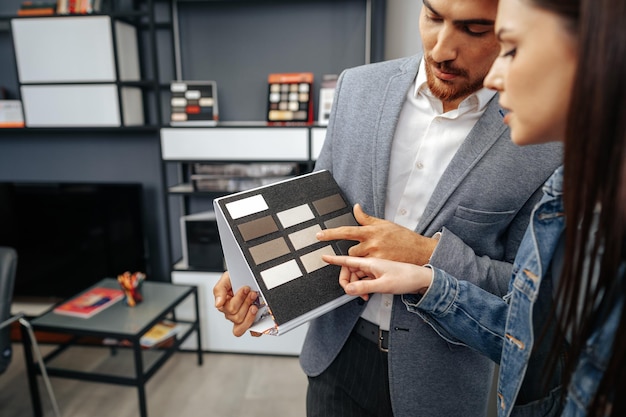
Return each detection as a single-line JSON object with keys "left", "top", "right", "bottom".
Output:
{"left": 133, "top": 341, "right": 148, "bottom": 417}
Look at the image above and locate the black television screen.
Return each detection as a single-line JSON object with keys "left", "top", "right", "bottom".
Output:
{"left": 0, "top": 182, "right": 147, "bottom": 301}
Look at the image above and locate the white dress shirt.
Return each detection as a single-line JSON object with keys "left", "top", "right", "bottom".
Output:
{"left": 360, "top": 59, "right": 496, "bottom": 330}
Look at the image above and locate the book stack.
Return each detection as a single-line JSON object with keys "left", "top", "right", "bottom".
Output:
{"left": 17, "top": 1, "right": 57, "bottom": 16}
{"left": 0, "top": 101, "right": 25, "bottom": 128}
{"left": 140, "top": 321, "right": 182, "bottom": 348}
{"left": 55, "top": 0, "right": 104, "bottom": 14}
{"left": 103, "top": 321, "right": 183, "bottom": 349}
{"left": 191, "top": 162, "right": 300, "bottom": 192}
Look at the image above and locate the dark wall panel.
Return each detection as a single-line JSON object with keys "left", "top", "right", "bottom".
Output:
{"left": 177, "top": 0, "right": 370, "bottom": 121}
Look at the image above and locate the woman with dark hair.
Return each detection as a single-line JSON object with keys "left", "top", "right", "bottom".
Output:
{"left": 323, "top": 0, "right": 626, "bottom": 415}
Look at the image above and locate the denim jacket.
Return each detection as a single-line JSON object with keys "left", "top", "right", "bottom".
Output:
{"left": 403, "top": 166, "right": 623, "bottom": 417}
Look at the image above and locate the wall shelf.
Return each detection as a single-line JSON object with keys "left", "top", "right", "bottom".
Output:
{"left": 0, "top": 126, "right": 162, "bottom": 134}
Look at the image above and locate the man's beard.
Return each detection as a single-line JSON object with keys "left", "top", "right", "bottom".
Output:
{"left": 424, "top": 56, "right": 485, "bottom": 103}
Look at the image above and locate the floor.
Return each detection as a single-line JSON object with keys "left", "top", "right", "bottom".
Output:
{"left": 0, "top": 343, "right": 308, "bottom": 417}
{"left": 1, "top": 342, "right": 498, "bottom": 417}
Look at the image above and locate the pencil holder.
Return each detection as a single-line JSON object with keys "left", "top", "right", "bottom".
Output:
{"left": 117, "top": 271, "right": 146, "bottom": 307}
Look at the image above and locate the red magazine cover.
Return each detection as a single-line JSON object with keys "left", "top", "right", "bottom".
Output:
{"left": 53, "top": 287, "right": 124, "bottom": 318}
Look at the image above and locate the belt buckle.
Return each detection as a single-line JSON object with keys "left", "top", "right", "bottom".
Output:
{"left": 378, "top": 328, "right": 389, "bottom": 353}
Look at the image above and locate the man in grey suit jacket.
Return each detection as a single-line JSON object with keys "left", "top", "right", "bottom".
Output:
{"left": 301, "top": 54, "right": 560, "bottom": 415}
{"left": 215, "top": 0, "right": 562, "bottom": 415}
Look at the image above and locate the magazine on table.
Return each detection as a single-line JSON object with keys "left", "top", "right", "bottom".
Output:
{"left": 53, "top": 287, "right": 124, "bottom": 319}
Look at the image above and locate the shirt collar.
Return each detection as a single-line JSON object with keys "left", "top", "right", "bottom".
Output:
{"left": 414, "top": 58, "right": 496, "bottom": 113}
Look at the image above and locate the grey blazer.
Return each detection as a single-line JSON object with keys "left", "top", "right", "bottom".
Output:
{"left": 300, "top": 55, "right": 563, "bottom": 416}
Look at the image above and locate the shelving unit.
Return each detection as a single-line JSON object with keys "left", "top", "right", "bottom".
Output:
{"left": 5, "top": 0, "right": 172, "bottom": 128}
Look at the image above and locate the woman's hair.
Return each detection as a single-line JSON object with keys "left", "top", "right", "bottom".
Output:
{"left": 527, "top": 0, "right": 580, "bottom": 26}
{"left": 542, "top": 0, "right": 626, "bottom": 414}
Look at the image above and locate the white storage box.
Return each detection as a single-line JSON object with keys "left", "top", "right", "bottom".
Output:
{"left": 12, "top": 16, "right": 143, "bottom": 127}
{"left": 20, "top": 85, "right": 143, "bottom": 127}
{"left": 12, "top": 16, "right": 139, "bottom": 83}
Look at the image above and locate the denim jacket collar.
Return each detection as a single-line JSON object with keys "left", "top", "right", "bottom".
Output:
{"left": 498, "top": 167, "right": 565, "bottom": 416}
{"left": 542, "top": 165, "right": 564, "bottom": 198}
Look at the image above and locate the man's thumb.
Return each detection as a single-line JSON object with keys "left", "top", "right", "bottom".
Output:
{"left": 353, "top": 203, "right": 374, "bottom": 225}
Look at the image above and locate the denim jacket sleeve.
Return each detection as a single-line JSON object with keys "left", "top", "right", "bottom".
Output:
{"left": 402, "top": 266, "right": 508, "bottom": 364}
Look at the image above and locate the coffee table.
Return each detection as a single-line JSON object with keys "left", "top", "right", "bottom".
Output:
{"left": 22, "top": 278, "right": 202, "bottom": 417}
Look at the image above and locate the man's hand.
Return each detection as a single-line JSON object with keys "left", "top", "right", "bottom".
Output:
{"left": 316, "top": 204, "right": 438, "bottom": 265}
{"left": 213, "top": 271, "right": 259, "bottom": 337}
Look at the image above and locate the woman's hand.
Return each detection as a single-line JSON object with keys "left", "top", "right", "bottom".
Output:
{"left": 322, "top": 255, "right": 433, "bottom": 301}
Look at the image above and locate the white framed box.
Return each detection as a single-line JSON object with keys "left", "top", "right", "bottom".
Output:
{"left": 160, "top": 128, "right": 309, "bottom": 161}
{"left": 11, "top": 16, "right": 140, "bottom": 83}
{"left": 20, "top": 85, "right": 143, "bottom": 127}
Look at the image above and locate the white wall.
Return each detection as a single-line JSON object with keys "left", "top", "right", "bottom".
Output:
{"left": 385, "top": 0, "right": 423, "bottom": 60}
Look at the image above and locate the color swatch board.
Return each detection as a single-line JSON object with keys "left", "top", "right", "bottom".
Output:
{"left": 267, "top": 72, "right": 313, "bottom": 125}
{"left": 214, "top": 170, "right": 358, "bottom": 335}
{"left": 170, "top": 81, "right": 218, "bottom": 126}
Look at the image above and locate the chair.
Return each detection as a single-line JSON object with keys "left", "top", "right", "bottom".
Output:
{"left": 0, "top": 246, "right": 18, "bottom": 374}
{"left": 0, "top": 246, "right": 61, "bottom": 417}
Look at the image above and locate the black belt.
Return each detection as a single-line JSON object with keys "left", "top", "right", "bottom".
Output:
{"left": 354, "top": 317, "right": 389, "bottom": 352}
